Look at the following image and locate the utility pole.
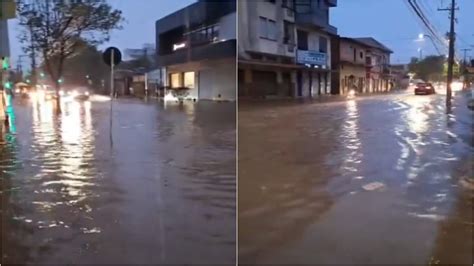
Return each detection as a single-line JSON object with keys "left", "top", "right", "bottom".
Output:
{"left": 438, "top": 0, "right": 458, "bottom": 109}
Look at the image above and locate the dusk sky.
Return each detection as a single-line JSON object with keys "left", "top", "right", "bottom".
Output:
{"left": 7, "top": 0, "right": 474, "bottom": 68}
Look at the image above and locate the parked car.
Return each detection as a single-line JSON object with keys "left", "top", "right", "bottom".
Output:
{"left": 414, "top": 82, "right": 436, "bottom": 95}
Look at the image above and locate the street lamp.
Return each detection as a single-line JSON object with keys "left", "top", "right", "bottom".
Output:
{"left": 418, "top": 48, "right": 423, "bottom": 60}
{"left": 418, "top": 33, "right": 443, "bottom": 55}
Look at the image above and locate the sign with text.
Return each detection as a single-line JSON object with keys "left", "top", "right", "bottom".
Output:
{"left": 297, "top": 50, "right": 327, "bottom": 66}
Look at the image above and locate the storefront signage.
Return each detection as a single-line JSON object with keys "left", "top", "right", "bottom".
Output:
{"left": 173, "top": 42, "right": 186, "bottom": 51}
{"left": 297, "top": 50, "right": 327, "bottom": 66}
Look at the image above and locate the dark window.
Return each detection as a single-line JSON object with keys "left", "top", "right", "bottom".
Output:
{"left": 185, "top": 24, "right": 220, "bottom": 46}
{"left": 360, "top": 51, "right": 363, "bottom": 59}
{"left": 283, "top": 20, "right": 295, "bottom": 44}
{"left": 319, "top": 36, "right": 327, "bottom": 53}
{"left": 353, "top": 48, "right": 356, "bottom": 62}
{"left": 297, "top": 30, "right": 308, "bottom": 50}
{"left": 265, "top": 0, "right": 276, "bottom": 3}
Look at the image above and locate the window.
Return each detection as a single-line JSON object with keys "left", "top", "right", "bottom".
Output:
{"left": 259, "top": 17, "right": 277, "bottom": 41}
{"left": 360, "top": 51, "right": 363, "bottom": 59}
{"left": 283, "top": 21, "right": 295, "bottom": 44}
{"left": 265, "top": 0, "right": 276, "bottom": 3}
{"left": 186, "top": 24, "right": 220, "bottom": 46}
{"left": 297, "top": 30, "right": 308, "bottom": 50}
{"left": 319, "top": 36, "right": 327, "bottom": 53}
{"left": 184, "top": 72, "right": 195, "bottom": 89}
{"left": 170, "top": 73, "right": 182, "bottom": 88}
{"left": 268, "top": 20, "right": 277, "bottom": 40}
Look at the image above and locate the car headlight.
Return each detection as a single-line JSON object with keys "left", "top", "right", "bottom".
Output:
{"left": 85, "top": 91, "right": 90, "bottom": 96}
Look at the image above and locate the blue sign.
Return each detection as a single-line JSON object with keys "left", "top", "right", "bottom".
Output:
{"left": 297, "top": 50, "right": 327, "bottom": 66}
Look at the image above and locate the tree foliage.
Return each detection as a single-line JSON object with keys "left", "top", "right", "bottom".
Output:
{"left": 42, "top": 39, "right": 109, "bottom": 91}
{"left": 17, "top": 0, "right": 123, "bottom": 92}
{"left": 408, "top": 55, "right": 461, "bottom": 82}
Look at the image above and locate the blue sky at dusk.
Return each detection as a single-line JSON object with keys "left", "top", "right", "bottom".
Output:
{"left": 8, "top": 0, "right": 474, "bottom": 68}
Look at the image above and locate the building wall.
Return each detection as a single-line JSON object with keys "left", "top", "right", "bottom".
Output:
{"left": 339, "top": 64, "right": 366, "bottom": 94}
{"left": 199, "top": 60, "right": 236, "bottom": 100}
{"left": 340, "top": 40, "right": 366, "bottom": 65}
{"left": 238, "top": 0, "right": 295, "bottom": 59}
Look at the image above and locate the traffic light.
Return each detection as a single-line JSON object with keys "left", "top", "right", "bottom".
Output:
{"left": 58, "top": 78, "right": 63, "bottom": 84}
{"left": 1, "top": 57, "right": 9, "bottom": 70}
{"left": 4, "top": 81, "right": 12, "bottom": 90}
{"left": 40, "top": 72, "right": 45, "bottom": 78}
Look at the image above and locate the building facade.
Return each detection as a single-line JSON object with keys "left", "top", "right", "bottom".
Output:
{"left": 156, "top": 0, "right": 236, "bottom": 101}
{"left": 238, "top": 0, "right": 337, "bottom": 98}
{"left": 332, "top": 37, "right": 393, "bottom": 95}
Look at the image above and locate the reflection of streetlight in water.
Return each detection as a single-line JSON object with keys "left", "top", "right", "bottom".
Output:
{"left": 341, "top": 100, "right": 362, "bottom": 173}
{"left": 59, "top": 101, "right": 94, "bottom": 200}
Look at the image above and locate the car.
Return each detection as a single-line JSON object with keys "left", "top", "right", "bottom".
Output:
{"left": 61, "top": 86, "right": 91, "bottom": 101}
{"left": 414, "top": 82, "right": 436, "bottom": 95}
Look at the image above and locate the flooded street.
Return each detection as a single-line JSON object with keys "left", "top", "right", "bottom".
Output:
{"left": 1, "top": 97, "right": 236, "bottom": 265}
{"left": 239, "top": 90, "right": 473, "bottom": 265}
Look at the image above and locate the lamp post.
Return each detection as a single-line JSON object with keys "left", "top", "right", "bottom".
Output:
{"left": 418, "top": 33, "right": 443, "bottom": 55}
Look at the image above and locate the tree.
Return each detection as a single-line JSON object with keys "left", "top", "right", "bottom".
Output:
{"left": 17, "top": 0, "right": 123, "bottom": 111}
{"left": 408, "top": 55, "right": 446, "bottom": 82}
{"left": 42, "top": 39, "right": 109, "bottom": 92}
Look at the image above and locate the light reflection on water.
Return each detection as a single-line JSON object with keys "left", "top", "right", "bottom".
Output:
{"left": 2, "top": 99, "right": 236, "bottom": 265}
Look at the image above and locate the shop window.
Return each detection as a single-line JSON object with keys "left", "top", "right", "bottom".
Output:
{"left": 184, "top": 72, "right": 195, "bottom": 89}
{"left": 170, "top": 73, "right": 182, "bottom": 88}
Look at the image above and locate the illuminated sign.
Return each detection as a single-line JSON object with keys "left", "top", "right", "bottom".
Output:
{"left": 173, "top": 42, "right": 186, "bottom": 51}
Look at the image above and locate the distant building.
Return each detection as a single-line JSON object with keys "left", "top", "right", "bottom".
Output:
{"left": 332, "top": 37, "right": 393, "bottom": 95}
{"left": 156, "top": 0, "right": 236, "bottom": 101}
{"left": 238, "top": 0, "right": 337, "bottom": 98}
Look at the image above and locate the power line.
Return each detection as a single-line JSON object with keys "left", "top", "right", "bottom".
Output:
{"left": 405, "top": 0, "right": 446, "bottom": 53}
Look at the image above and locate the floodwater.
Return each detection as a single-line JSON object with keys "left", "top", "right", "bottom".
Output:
{"left": 1, "top": 96, "right": 236, "bottom": 265}
{"left": 239, "top": 90, "right": 473, "bottom": 265}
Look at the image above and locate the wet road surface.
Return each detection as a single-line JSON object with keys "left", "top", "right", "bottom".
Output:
{"left": 1, "top": 96, "right": 236, "bottom": 265}
{"left": 239, "top": 90, "right": 473, "bottom": 265}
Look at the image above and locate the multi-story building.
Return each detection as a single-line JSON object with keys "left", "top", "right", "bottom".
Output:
{"left": 332, "top": 37, "right": 393, "bottom": 95}
{"left": 294, "top": 0, "right": 337, "bottom": 97}
{"left": 238, "top": 0, "right": 337, "bottom": 98}
{"left": 156, "top": 0, "right": 236, "bottom": 101}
